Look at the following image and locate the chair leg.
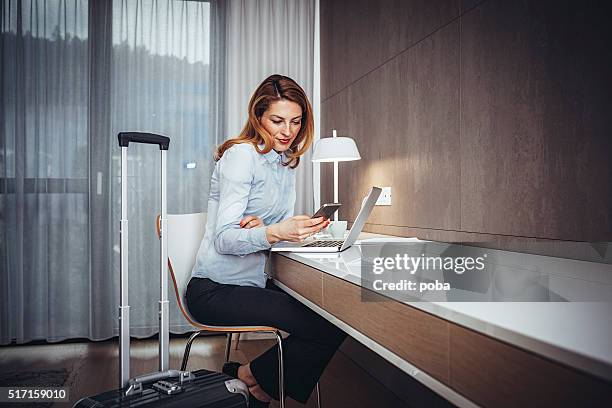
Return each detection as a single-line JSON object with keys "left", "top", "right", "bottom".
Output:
{"left": 273, "top": 330, "right": 285, "bottom": 408}
{"left": 234, "top": 332, "right": 241, "bottom": 350}
{"left": 224, "top": 332, "right": 233, "bottom": 363}
{"left": 316, "top": 382, "right": 321, "bottom": 408}
{"left": 181, "top": 331, "right": 203, "bottom": 371}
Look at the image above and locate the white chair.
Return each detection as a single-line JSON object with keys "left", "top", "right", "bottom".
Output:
{"left": 158, "top": 213, "right": 322, "bottom": 408}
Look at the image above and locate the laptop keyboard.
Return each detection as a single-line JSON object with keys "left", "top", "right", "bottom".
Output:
{"left": 303, "top": 240, "right": 345, "bottom": 248}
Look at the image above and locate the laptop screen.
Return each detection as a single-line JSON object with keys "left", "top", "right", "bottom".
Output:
{"left": 340, "top": 187, "right": 382, "bottom": 250}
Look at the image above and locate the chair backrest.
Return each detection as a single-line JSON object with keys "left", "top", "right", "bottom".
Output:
{"left": 159, "top": 212, "right": 206, "bottom": 325}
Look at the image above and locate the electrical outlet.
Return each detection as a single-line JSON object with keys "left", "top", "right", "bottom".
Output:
{"left": 376, "top": 187, "right": 392, "bottom": 206}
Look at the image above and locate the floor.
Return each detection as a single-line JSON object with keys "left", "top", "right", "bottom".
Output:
{"left": 0, "top": 334, "right": 409, "bottom": 407}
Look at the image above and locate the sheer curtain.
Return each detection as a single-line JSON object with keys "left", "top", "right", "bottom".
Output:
{"left": 109, "top": 0, "right": 218, "bottom": 337}
{"left": 225, "top": 0, "right": 316, "bottom": 215}
{"left": 1, "top": 0, "right": 91, "bottom": 344}
{"left": 1, "top": 0, "right": 221, "bottom": 343}
{"left": 1, "top": 0, "right": 315, "bottom": 344}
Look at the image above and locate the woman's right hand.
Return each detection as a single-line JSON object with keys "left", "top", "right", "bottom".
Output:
{"left": 266, "top": 215, "right": 330, "bottom": 244}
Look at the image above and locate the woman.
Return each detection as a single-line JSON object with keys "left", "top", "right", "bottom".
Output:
{"left": 186, "top": 74, "right": 347, "bottom": 406}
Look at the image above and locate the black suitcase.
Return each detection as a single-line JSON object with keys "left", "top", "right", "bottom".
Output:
{"left": 75, "top": 369, "right": 248, "bottom": 407}
{"left": 74, "top": 133, "right": 248, "bottom": 407}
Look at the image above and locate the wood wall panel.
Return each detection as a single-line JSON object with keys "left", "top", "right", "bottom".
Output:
{"left": 320, "top": 0, "right": 460, "bottom": 100}
{"left": 460, "top": 0, "right": 612, "bottom": 242}
{"left": 320, "top": 0, "right": 612, "bottom": 256}
{"left": 321, "top": 22, "right": 461, "bottom": 230}
{"left": 460, "top": 0, "right": 485, "bottom": 13}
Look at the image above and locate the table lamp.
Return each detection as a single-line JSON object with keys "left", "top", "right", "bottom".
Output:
{"left": 312, "top": 129, "right": 361, "bottom": 221}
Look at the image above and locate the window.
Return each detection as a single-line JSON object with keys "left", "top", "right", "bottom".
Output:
{"left": 1, "top": 0, "right": 222, "bottom": 342}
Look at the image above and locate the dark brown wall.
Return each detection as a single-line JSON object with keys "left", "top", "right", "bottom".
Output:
{"left": 320, "top": 0, "right": 612, "bottom": 257}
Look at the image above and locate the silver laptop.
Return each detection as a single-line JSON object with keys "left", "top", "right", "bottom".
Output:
{"left": 271, "top": 186, "right": 382, "bottom": 252}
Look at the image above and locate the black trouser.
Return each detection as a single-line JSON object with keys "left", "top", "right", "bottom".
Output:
{"left": 186, "top": 277, "right": 347, "bottom": 403}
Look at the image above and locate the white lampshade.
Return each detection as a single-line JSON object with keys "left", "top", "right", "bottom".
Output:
{"left": 311, "top": 136, "right": 361, "bottom": 162}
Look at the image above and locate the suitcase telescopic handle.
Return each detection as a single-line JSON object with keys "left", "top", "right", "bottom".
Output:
{"left": 118, "top": 132, "right": 170, "bottom": 150}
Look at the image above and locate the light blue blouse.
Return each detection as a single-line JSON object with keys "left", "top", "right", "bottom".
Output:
{"left": 191, "top": 143, "right": 296, "bottom": 288}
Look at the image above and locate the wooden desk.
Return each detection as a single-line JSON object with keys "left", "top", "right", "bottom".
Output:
{"left": 268, "top": 240, "right": 612, "bottom": 408}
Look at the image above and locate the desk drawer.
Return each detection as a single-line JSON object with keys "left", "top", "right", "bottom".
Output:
{"left": 450, "top": 324, "right": 612, "bottom": 407}
{"left": 321, "top": 274, "right": 450, "bottom": 383}
{"left": 271, "top": 254, "right": 612, "bottom": 407}
{"left": 270, "top": 254, "right": 324, "bottom": 307}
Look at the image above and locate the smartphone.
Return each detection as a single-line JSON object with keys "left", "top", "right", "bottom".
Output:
{"left": 312, "top": 203, "right": 341, "bottom": 220}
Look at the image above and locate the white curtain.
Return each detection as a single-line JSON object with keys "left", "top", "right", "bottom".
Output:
{"left": 1, "top": 0, "right": 220, "bottom": 343}
{"left": 225, "top": 0, "right": 316, "bottom": 215}
{"left": 1, "top": 0, "right": 315, "bottom": 344}
{"left": 1, "top": 0, "right": 93, "bottom": 344}
{"left": 109, "top": 0, "right": 219, "bottom": 337}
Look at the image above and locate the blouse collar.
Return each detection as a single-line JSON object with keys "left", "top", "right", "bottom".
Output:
{"left": 259, "top": 144, "right": 285, "bottom": 164}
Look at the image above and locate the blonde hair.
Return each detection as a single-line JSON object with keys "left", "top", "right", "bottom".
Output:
{"left": 215, "top": 74, "right": 314, "bottom": 168}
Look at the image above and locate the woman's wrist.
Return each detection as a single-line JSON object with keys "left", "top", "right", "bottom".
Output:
{"left": 265, "top": 224, "right": 281, "bottom": 245}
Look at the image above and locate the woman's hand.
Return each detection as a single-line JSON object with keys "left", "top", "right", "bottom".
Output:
{"left": 265, "top": 215, "right": 330, "bottom": 244}
{"left": 240, "top": 215, "right": 263, "bottom": 229}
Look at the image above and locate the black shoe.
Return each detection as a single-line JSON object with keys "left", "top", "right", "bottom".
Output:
{"left": 249, "top": 393, "right": 270, "bottom": 408}
{"left": 222, "top": 361, "right": 241, "bottom": 379}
